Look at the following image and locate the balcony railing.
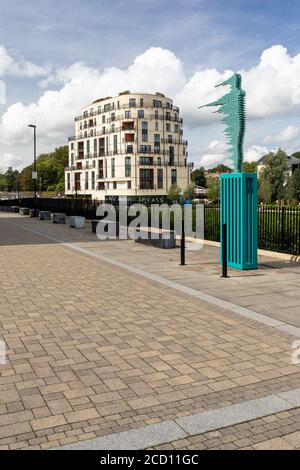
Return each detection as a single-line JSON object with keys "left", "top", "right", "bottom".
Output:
{"left": 161, "top": 138, "right": 188, "bottom": 145}
{"left": 75, "top": 102, "right": 180, "bottom": 121}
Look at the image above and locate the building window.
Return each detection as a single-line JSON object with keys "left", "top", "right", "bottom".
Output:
{"left": 138, "top": 109, "right": 144, "bottom": 118}
{"left": 142, "top": 121, "right": 148, "bottom": 142}
{"left": 125, "top": 157, "right": 131, "bottom": 177}
{"left": 111, "top": 123, "right": 115, "bottom": 133}
{"left": 171, "top": 169, "right": 177, "bottom": 185}
{"left": 86, "top": 140, "right": 90, "bottom": 157}
{"left": 113, "top": 181, "right": 117, "bottom": 189}
{"left": 166, "top": 123, "right": 171, "bottom": 132}
{"left": 67, "top": 173, "right": 71, "bottom": 190}
{"left": 98, "top": 105, "right": 101, "bottom": 114}
{"left": 169, "top": 146, "right": 175, "bottom": 165}
{"left": 166, "top": 111, "right": 171, "bottom": 120}
{"left": 140, "top": 145, "right": 151, "bottom": 153}
{"left": 140, "top": 98, "right": 144, "bottom": 107}
{"left": 71, "top": 143, "right": 74, "bottom": 150}
{"left": 127, "top": 181, "right": 131, "bottom": 189}
{"left": 102, "top": 115, "right": 106, "bottom": 123}
{"left": 71, "top": 153, "right": 74, "bottom": 165}
{"left": 102, "top": 126, "right": 105, "bottom": 134}
{"left": 125, "top": 133, "right": 134, "bottom": 142}
{"left": 85, "top": 172, "right": 89, "bottom": 190}
{"left": 94, "top": 139, "right": 97, "bottom": 155}
{"left": 111, "top": 158, "right": 115, "bottom": 178}
{"left": 140, "top": 169, "right": 154, "bottom": 189}
{"left": 125, "top": 110, "right": 131, "bottom": 119}
{"left": 175, "top": 124, "right": 178, "bottom": 133}
{"left": 113, "top": 135, "right": 118, "bottom": 154}
{"left": 111, "top": 112, "right": 115, "bottom": 122}
{"left": 157, "top": 169, "right": 163, "bottom": 189}
{"left": 104, "top": 103, "right": 111, "bottom": 112}
{"left": 157, "top": 157, "right": 161, "bottom": 166}
{"left": 129, "top": 98, "right": 136, "bottom": 107}
{"left": 154, "top": 134, "right": 160, "bottom": 154}
{"left": 168, "top": 135, "right": 173, "bottom": 143}
{"left": 155, "top": 110, "right": 159, "bottom": 119}
{"left": 127, "top": 145, "right": 133, "bottom": 154}
{"left": 92, "top": 172, "right": 95, "bottom": 190}
{"left": 153, "top": 100, "right": 162, "bottom": 108}
{"left": 155, "top": 121, "right": 159, "bottom": 131}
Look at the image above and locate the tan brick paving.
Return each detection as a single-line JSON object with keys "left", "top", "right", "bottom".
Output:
{"left": 1, "top": 214, "right": 300, "bottom": 449}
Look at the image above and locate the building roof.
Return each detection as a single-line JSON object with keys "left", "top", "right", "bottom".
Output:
{"left": 257, "top": 154, "right": 300, "bottom": 169}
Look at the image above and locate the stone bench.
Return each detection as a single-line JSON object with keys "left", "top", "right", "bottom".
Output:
{"left": 19, "top": 207, "right": 29, "bottom": 216}
{"left": 11, "top": 206, "right": 20, "bottom": 213}
{"left": 53, "top": 213, "right": 66, "bottom": 224}
{"left": 29, "top": 209, "right": 39, "bottom": 218}
{"left": 39, "top": 211, "right": 51, "bottom": 221}
{"left": 135, "top": 226, "right": 175, "bottom": 249}
{"left": 70, "top": 216, "right": 85, "bottom": 228}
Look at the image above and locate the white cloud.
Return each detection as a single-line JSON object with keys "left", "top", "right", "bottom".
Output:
{"left": 244, "top": 145, "right": 269, "bottom": 162}
{"left": 0, "top": 153, "right": 23, "bottom": 172}
{"left": 0, "top": 44, "right": 52, "bottom": 78}
{"left": 195, "top": 140, "right": 232, "bottom": 168}
{"left": 263, "top": 125, "right": 300, "bottom": 144}
{"left": 2, "top": 44, "right": 300, "bottom": 170}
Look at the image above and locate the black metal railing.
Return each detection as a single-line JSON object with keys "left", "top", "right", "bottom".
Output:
{"left": 1, "top": 198, "right": 299, "bottom": 255}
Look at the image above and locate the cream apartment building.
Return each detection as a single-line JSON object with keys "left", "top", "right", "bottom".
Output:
{"left": 65, "top": 91, "right": 193, "bottom": 202}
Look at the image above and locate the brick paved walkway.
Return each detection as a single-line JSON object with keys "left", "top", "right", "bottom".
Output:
{"left": 0, "top": 213, "right": 300, "bottom": 449}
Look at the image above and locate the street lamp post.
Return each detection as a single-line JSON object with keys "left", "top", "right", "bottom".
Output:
{"left": 28, "top": 124, "right": 37, "bottom": 213}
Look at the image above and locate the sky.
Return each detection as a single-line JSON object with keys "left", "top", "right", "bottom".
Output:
{"left": 1, "top": 0, "right": 300, "bottom": 171}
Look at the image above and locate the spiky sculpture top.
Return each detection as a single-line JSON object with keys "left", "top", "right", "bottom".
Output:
{"left": 199, "top": 73, "right": 246, "bottom": 173}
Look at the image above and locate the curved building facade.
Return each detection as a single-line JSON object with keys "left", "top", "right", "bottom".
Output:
{"left": 65, "top": 91, "right": 192, "bottom": 201}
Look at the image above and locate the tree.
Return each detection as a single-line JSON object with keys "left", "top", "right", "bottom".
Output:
{"left": 17, "top": 145, "right": 68, "bottom": 192}
{"left": 292, "top": 152, "right": 300, "bottom": 160}
{"left": 183, "top": 183, "right": 196, "bottom": 201}
{"left": 258, "top": 178, "right": 272, "bottom": 204}
{"left": 208, "top": 164, "right": 232, "bottom": 174}
{"left": 259, "top": 149, "right": 288, "bottom": 202}
{"left": 286, "top": 169, "right": 300, "bottom": 201}
{"left": 243, "top": 161, "right": 257, "bottom": 173}
{"left": 168, "top": 184, "right": 181, "bottom": 202}
{"left": 207, "top": 177, "right": 220, "bottom": 202}
{"left": 0, "top": 167, "right": 19, "bottom": 191}
{"left": 191, "top": 167, "right": 206, "bottom": 187}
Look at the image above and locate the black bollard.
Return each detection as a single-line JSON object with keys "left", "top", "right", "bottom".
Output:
{"left": 221, "top": 223, "right": 228, "bottom": 278}
{"left": 180, "top": 205, "right": 185, "bottom": 266}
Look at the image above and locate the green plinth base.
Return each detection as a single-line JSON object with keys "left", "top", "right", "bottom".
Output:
{"left": 220, "top": 173, "right": 258, "bottom": 270}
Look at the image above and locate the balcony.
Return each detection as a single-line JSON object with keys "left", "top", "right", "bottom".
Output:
{"left": 161, "top": 138, "right": 188, "bottom": 145}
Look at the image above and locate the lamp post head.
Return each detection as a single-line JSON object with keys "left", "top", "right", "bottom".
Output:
{"left": 28, "top": 124, "right": 36, "bottom": 128}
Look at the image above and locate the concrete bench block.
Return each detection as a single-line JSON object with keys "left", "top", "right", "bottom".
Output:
{"left": 53, "top": 213, "right": 66, "bottom": 224}
{"left": 11, "top": 206, "right": 20, "bottom": 213}
{"left": 29, "top": 209, "right": 39, "bottom": 218}
{"left": 19, "top": 207, "right": 29, "bottom": 215}
{"left": 39, "top": 211, "right": 51, "bottom": 221}
{"left": 70, "top": 215, "right": 85, "bottom": 228}
{"left": 135, "top": 227, "right": 176, "bottom": 249}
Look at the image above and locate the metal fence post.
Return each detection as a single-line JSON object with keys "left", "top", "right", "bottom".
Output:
{"left": 180, "top": 204, "right": 185, "bottom": 266}
{"left": 221, "top": 223, "right": 228, "bottom": 278}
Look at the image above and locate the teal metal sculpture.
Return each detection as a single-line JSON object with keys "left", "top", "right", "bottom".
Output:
{"left": 199, "top": 73, "right": 245, "bottom": 173}
{"left": 199, "top": 73, "right": 257, "bottom": 270}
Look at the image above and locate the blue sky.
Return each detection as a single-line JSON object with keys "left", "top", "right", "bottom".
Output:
{"left": 1, "top": 0, "right": 300, "bottom": 170}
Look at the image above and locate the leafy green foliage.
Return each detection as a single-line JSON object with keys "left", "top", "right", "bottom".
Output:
{"left": 183, "top": 183, "right": 196, "bottom": 201}
{"left": 207, "top": 177, "right": 220, "bottom": 202}
{"left": 242, "top": 161, "right": 257, "bottom": 173}
{"left": 259, "top": 149, "right": 288, "bottom": 202}
{"left": 191, "top": 167, "right": 207, "bottom": 187}
{"left": 167, "top": 184, "right": 181, "bottom": 202}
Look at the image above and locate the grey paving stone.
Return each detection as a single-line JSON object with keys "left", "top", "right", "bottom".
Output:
{"left": 58, "top": 421, "right": 187, "bottom": 450}
{"left": 277, "top": 324, "right": 300, "bottom": 338}
{"left": 278, "top": 388, "right": 300, "bottom": 406}
{"left": 175, "top": 396, "right": 291, "bottom": 436}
